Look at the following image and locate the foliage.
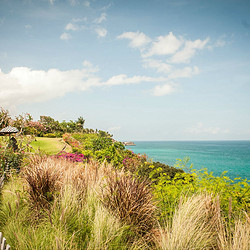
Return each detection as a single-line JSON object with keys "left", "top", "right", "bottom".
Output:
{"left": 56, "top": 151, "right": 86, "bottom": 163}
{"left": 65, "top": 133, "right": 126, "bottom": 166}
{"left": 0, "top": 136, "right": 26, "bottom": 174}
{"left": 43, "top": 133, "right": 56, "bottom": 138}
{"left": 137, "top": 161, "right": 184, "bottom": 183}
{"left": 0, "top": 107, "right": 11, "bottom": 129}
{"left": 24, "top": 121, "right": 47, "bottom": 136}
{"left": 152, "top": 158, "right": 250, "bottom": 222}
{"left": 0, "top": 147, "right": 24, "bottom": 174}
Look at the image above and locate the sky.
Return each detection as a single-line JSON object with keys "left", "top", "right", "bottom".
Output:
{"left": 0, "top": 0, "right": 250, "bottom": 141}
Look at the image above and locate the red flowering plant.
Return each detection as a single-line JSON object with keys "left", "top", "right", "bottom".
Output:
{"left": 55, "top": 151, "right": 86, "bottom": 163}
{"left": 63, "top": 133, "right": 81, "bottom": 149}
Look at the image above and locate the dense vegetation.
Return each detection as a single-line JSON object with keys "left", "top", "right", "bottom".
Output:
{"left": 0, "top": 107, "right": 249, "bottom": 249}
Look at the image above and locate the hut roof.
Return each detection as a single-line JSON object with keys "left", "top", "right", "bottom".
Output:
{"left": 0, "top": 126, "right": 19, "bottom": 135}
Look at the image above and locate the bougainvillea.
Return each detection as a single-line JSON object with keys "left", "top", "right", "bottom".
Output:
{"left": 55, "top": 151, "right": 86, "bottom": 162}
{"left": 63, "top": 133, "right": 81, "bottom": 149}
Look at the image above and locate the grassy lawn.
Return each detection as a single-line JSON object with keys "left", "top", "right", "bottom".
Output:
{"left": 30, "top": 137, "right": 72, "bottom": 155}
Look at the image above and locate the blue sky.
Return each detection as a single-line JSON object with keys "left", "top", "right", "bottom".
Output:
{"left": 0, "top": 0, "right": 250, "bottom": 141}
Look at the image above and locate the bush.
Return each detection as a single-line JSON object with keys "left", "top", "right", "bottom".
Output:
{"left": 0, "top": 147, "right": 24, "bottom": 174}
{"left": 152, "top": 158, "right": 250, "bottom": 222}
{"left": 43, "top": 133, "right": 56, "bottom": 138}
{"left": 55, "top": 152, "right": 86, "bottom": 163}
{"left": 137, "top": 161, "right": 184, "bottom": 183}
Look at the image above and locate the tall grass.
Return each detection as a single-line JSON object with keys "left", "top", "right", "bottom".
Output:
{"left": 0, "top": 156, "right": 145, "bottom": 249}
{"left": 155, "top": 194, "right": 250, "bottom": 250}
{"left": 102, "top": 171, "right": 156, "bottom": 237}
{"left": 23, "top": 156, "right": 69, "bottom": 212}
{"left": 1, "top": 156, "right": 249, "bottom": 249}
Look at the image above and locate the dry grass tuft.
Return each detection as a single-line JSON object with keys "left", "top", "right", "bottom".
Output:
{"left": 23, "top": 156, "right": 72, "bottom": 211}
{"left": 102, "top": 171, "right": 156, "bottom": 236}
{"left": 156, "top": 194, "right": 218, "bottom": 250}
{"left": 231, "top": 215, "right": 250, "bottom": 250}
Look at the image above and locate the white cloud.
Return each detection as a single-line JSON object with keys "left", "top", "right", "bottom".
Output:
{"left": 0, "top": 65, "right": 170, "bottom": 108}
{"left": 0, "top": 66, "right": 99, "bottom": 108}
{"left": 117, "top": 31, "right": 151, "bottom": 48}
{"left": 103, "top": 74, "right": 163, "bottom": 86}
{"left": 95, "top": 27, "right": 107, "bottom": 38}
{"left": 143, "top": 59, "right": 172, "bottom": 74}
{"left": 168, "top": 66, "right": 199, "bottom": 79}
{"left": 152, "top": 83, "right": 176, "bottom": 96}
{"left": 145, "top": 32, "right": 183, "bottom": 57}
{"left": 65, "top": 22, "right": 78, "bottom": 31}
{"left": 187, "top": 122, "right": 229, "bottom": 135}
{"left": 170, "top": 38, "right": 209, "bottom": 63}
{"left": 93, "top": 13, "right": 107, "bottom": 24}
{"left": 60, "top": 32, "right": 72, "bottom": 40}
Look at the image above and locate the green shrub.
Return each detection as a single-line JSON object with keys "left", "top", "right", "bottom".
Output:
{"left": 137, "top": 161, "right": 184, "bottom": 183}
{"left": 0, "top": 147, "right": 24, "bottom": 174}
{"left": 152, "top": 158, "right": 250, "bottom": 223}
{"left": 43, "top": 133, "right": 56, "bottom": 138}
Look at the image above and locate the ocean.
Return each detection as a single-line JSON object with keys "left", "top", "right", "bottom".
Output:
{"left": 126, "top": 141, "right": 250, "bottom": 180}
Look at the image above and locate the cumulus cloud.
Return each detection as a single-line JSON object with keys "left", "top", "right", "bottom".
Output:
{"left": 152, "top": 82, "right": 176, "bottom": 96}
{"left": 93, "top": 13, "right": 107, "bottom": 24}
{"left": 60, "top": 32, "right": 72, "bottom": 40}
{"left": 117, "top": 31, "right": 212, "bottom": 96}
{"left": 187, "top": 122, "right": 229, "bottom": 135}
{"left": 0, "top": 66, "right": 99, "bottom": 108}
{"left": 117, "top": 31, "right": 151, "bottom": 48}
{"left": 0, "top": 64, "right": 169, "bottom": 108}
{"left": 95, "top": 27, "right": 107, "bottom": 38}
{"left": 170, "top": 38, "right": 209, "bottom": 63}
{"left": 145, "top": 32, "right": 183, "bottom": 57}
{"left": 65, "top": 22, "right": 78, "bottom": 31}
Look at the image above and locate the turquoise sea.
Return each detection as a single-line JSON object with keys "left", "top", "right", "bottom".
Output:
{"left": 126, "top": 141, "right": 250, "bottom": 180}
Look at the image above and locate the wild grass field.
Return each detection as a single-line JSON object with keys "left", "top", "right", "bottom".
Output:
{"left": 1, "top": 156, "right": 249, "bottom": 249}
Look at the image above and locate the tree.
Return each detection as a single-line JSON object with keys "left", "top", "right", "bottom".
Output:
{"left": 0, "top": 107, "right": 11, "bottom": 129}
{"left": 76, "top": 116, "right": 85, "bottom": 131}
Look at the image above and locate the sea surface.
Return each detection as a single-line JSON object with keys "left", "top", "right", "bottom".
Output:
{"left": 126, "top": 141, "right": 250, "bottom": 180}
